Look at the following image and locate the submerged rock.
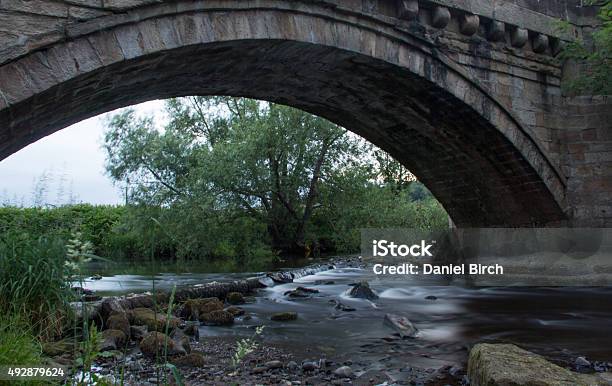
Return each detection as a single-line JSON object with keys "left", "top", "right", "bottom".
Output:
{"left": 348, "top": 281, "right": 378, "bottom": 300}
{"left": 271, "top": 312, "right": 298, "bottom": 321}
{"left": 284, "top": 286, "right": 319, "bottom": 299}
{"left": 468, "top": 343, "right": 608, "bottom": 386}
{"left": 200, "top": 310, "right": 234, "bottom": 326}
{"left": 383, "top": 313, "right": 418, "bottom": 338}
{"left": 226, "top": 292, "right": 245, "bottom": 305}
{"left": 100, "top": 329, "right": 127, "bottom": 351}
{"left": 330, "top": 300, "right": 356, "bottom": 312}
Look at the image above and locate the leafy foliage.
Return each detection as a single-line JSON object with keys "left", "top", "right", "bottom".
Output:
{"left": 103, "top": 97, "right": 448, "bottom": 258}
{"left": 559, "top": 0, "right": 612, "bottom": 94}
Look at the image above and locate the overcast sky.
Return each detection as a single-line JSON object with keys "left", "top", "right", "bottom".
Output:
{"left": 0, "top": 100, "right": 166, "bottom": 207}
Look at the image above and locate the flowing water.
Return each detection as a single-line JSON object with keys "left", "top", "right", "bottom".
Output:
{"left": 82, "top": 259, "right": 612, "bottom": 380}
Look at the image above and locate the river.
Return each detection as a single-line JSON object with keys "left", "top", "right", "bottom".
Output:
{"left": 82, "top": 258, "right": 612, "bottom": 383}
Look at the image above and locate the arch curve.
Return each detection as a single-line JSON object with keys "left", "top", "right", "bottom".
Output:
{"left": 0, "top": 1, "right": 567, "bottom": 226}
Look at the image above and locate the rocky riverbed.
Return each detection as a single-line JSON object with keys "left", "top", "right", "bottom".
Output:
{"left": 50, "top": 258, "right": 612, "bottom": 385}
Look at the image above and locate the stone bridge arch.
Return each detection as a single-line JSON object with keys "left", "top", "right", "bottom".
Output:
{"left": 0, "top": 0, "right": 572, "bottom": 227}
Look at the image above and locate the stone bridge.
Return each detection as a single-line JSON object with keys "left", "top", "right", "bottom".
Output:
{"left": 0, "top": 0, "right": 610, "bottom": 227}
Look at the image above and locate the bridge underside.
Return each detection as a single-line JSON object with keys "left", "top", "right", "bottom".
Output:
{"left": 0, "top": 38, "right": 565, "bottom": 227}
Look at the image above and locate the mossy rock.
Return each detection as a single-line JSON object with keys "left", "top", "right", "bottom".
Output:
{"left": 42, "top": 340, "right": 75, "bottom": 356}
{"left": 139, "top": 331, "right": 184, "bottom": 358}
{"left": 271, "top": 312, "right": 298, "bottom": 321}
{"left": 178, "top": 298, "right": 223, "bottom": 320}
{"left": 226, "top": 292, "right": 245, "bottom": 305}
{"left": 171, "top": 352, "right": 206, "bottom": 367}
{"left": 100, "top": 329, "right": 127, "bottom": 351}
{"left": 468, "top": 343, "right": 608, "bottom": 386}
{"left": 200, "top": 310, "right": 234, "bottom": 326}
{"left": 225, "top": 306, "right": 245, "bottom": 317}
{"left": 130, "top": 307, "right": 180, "bottom": 332}
{"left": 107, "top": 312, "right": 130, "bottom": 338}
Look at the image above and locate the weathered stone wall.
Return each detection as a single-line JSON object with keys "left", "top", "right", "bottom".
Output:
{"left": 0, "top": 0, "right": 609, "bottom": 227}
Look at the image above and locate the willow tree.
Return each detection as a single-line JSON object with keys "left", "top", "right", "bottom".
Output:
{"left": 104, "top": 97, "right": 371, "bottom": 255}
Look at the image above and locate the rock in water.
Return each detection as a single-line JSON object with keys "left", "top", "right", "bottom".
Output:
{"left": 383, "top": 313, "right": 418, "bottom": 338}
{"left": 349, "top": 281, "right": 378, "bottom": 300}
{"left": 468, "top": 343, "right": 608, "bottom": 386}
{"left": 226, "top": 292, "right": 245, "bottom": 305}
{"left": 271, "top": 312, "right": 298, "bottom": 321}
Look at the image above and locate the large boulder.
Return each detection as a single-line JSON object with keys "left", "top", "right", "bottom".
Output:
{"left": 383, "top": 313, "right": 418, "bottom": 338}
{"left": 468, "top": 343, "right": 609, "bottom": 386}
{"left": 200, "top": 310, "right": 234, "bottom": 326}
{"left": 130, "top": 307, "right": 180, "bottom": 332}
{"left": 100, "top": 329, "right": 127, "bottom": 351}
{"left": 139, "top": 332, "right": 185, "bottom": 358}
{"left": 349, "top": 281, "right": 378, "bottom": 300}
{"left": 178, "top": 298, "right": 224, "bottom": 321}
{"left": 226, "top": 292, "right": 245, "bottom": 305}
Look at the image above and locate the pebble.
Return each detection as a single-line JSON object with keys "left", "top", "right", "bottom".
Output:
{"left": 287, "top": 361, "right": 298, "bottom": 371}
{"left": 302, "top": 361, "right": 318, "bottom": 372}
{"left": 253, "top": 366, "right": 267, "bottom": 374}
{"left": 266, "top": 360, "right": 283, "bottom": 369}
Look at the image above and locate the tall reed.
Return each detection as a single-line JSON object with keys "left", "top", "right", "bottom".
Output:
{"left": 0, "top": 230, "right": 72, "bottom": 341}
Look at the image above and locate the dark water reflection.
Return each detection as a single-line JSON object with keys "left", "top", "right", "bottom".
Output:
{"left": 81, "top": 261, "right": 612, "bottom": 374}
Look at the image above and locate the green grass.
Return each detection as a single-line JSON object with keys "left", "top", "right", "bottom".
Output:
{"left": 0, "top": 231, "right": 72, "bottom": 341}
{"left": 0, "top": 314, "right": 43, "bottom": 366}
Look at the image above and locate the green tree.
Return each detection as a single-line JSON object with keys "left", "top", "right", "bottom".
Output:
{"left": 105, "top": 98, "right": 374, "bottom": 254}
{"left": 103, "top": 97, "right": 448, "bottom": 260}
